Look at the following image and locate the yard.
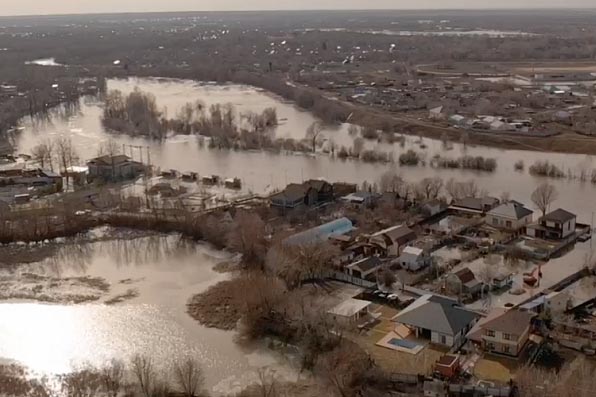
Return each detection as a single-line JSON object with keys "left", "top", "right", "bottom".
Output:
{"left": 353, "top": 305, "right": 448, "bottom": 375}
{"left": 473, "top": 355, "right": 520, "bottom": 383}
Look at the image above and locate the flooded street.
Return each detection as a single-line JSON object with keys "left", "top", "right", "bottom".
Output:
{"left": 15, "top": 77, "right": 596, "bottom": 220}
{"left": 0, "top": 231, "right": 298, "bottom": 394}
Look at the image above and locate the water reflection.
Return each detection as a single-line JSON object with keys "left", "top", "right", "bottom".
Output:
{"left": 0, "top": 231, "right": 296, "bottom": 393}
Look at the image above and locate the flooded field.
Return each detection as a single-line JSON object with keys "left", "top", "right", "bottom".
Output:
{"left": 0, "top": 230, "right": 298, "bottom": 395}
{"left": 15, "top": 77, "right": 596, "bottom": 220}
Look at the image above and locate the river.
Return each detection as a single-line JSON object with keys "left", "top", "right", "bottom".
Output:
{"left": 0, "top": 230, "right": 299, "bottom": 394}
{"left": 15, "top": 77, "right": 596, "bottom": 221}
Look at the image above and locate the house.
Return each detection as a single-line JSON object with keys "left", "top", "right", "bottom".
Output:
{"left": 422, "top": 199, "right": 448, "bottom": 217}
{"left": 398, "top": 246, "right": 429, "bottom": 271}
{"left": 270, "top": 183, "right": 316, "bottom": 208}
{"left": 283, "top": 217, "right": 354, "bottom": 246}
{"left": 0, "top": 168, "right": 63, "bottom": 196}
{"left": 486, "top": 201, "right": 533, "bottom": 230}
{"left": 450, "top": 196, "right": 499, "bottom": 215}
{"left": 304, "top": 179, "right": 334, "bottom": 202}
{"left": 270, "top": 179, "right": 333, "bottom": 209}
{"left": 492, "top": 272, "right": 514, "bottom": 290}
{"left": 327, "top": 298, "right": 372, "bottom": 325}
{"left": 475, "top": 309, "right": 535, "bottom": 357}
{"left": 449, "top": 114, "right": 466, "bottom": 126}
{"left": 369, "top": 225, "right": 416, "bottom": 257}
{"left": 429, "top": 106, "right": 445, "bottom": 120}
{"left": 87, "top": 155, "right": 144, "bottom": 181}
{"left": 346, "top": 256, "right": 382, "bottom": 280}
{"left": 392, "top": 294, "right": 480, "bottom": 348}
{"left": 224, "top": 177, "right": 242, "bottom": 189}
{"left": 452, "top": 268, "right": 482, "bottom": 296}
{"left": 526, "top": 208, "right": 576, "bottom": 240}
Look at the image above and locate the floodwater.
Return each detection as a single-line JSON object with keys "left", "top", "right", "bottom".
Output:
{"left": 0, "top": 230, "right": 298, "bottom": 394}
{"left": 25, "top": 58, "right": 63, "bottom": 66}
{"left": 15, "top": 77, "right": 596, "bottom": 221}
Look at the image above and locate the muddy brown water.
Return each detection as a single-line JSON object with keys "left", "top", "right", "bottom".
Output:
{"left": 15, "top": 77, "right": 596, "bottom": 221}
{"left": 0, "top": 230, "right": 298, "bottom": 395}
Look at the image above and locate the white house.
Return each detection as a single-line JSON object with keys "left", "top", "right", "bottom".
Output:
{"left": 398, "top": 246, "right": 429, "bottom": 271}
{"left": 527, "top": 208, "right": 576, "bottom": 240}
{"left": 486, "top": 201, "right": 533, "bottom": 230}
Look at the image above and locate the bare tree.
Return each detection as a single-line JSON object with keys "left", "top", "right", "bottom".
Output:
{"left": 378, "top": 171, "right": 403, "bottom": 193}
{"left": 100, "top": 360, "right": 125, "bottom": 397}
{"left": 31, "top": 140, "right": 54, "bottom": 170}
{"left": 417, "top": 177, "right": 443, "bottom": 200}
{"left": 97, "top": 139, "right": 122, "bottom": 180}
{"left": 318, "top": 342, "right": 373, "bottom": 397}
{"left": 306, "top": 122, "right": 323, "bottom": 153}
{"left": 227, "top": 210, "right": 267, "bottom": 268}
{"left": 446, "top": 179, "right": 478, "bottom": 200}
{"left": 60, "top": 368, "right": 103, "bottom": 397}
{"left": 531, "top": 183, "right": 558, "bottom": 217}
{"left": 55, "top": 136, "right": 79, "bottom": 186}
{"left": 173, "top": 357, "right": 205, "bottom": 397}
{"left": 131, "top": 355, "right": 155, "bottom": 397}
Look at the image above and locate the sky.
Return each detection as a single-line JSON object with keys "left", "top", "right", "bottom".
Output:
{"left": 1, "top": 0, "right": 595, "bottom": 16}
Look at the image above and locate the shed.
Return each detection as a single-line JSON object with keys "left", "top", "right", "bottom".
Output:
{"left": 327, "top": 298, "right": 372, "bottom": 324}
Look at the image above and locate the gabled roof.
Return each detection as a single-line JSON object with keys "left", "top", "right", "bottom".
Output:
{"left": 347, "top": 256, "right": 381, "bottom": 273}
{"left": 542, "top": 208, "right": 576, "bottom": 223}
{"left": 452, "top": 196, "right": 498, "bottom": 212}
{"left": 271, "top": 183, "right": 309, "bottom": 203}
{"left": 402, "top": 246, "right": 424, "bottom": 257}
{"left": 487, "top": 201, "right": 533, "bottom": 220}
{"left": 454, "top": 268, "right": 477, "bottom": 284}
{"left": 481, "top": 309, "right": 535, "bottom": 336}
{"left": 284, "top": 217, "right": 354, "bottom": 246}
{"left": 304, "top": 179, "right": 330, "bottom": 192}
{"left": 392, "top": 295, "right": 480, "bottom": 336}
{"left": 88, "top": 154, "right": 131, "bottom": 166}
{"left": 372, "top": 225, "right": 416, "bottom": 245}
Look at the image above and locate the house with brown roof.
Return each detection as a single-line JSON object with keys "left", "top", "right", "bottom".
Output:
{"left": 369, "top": 225, "right": 416, "bottom": 257}
{"left": 270, "top": 179, "right": 333, "bottom": 209}
{"left": 469, "top": 309, "right": 536, "bottom": 357}
{"left": 527, "top": 208, "right": 577, "bottom": 240}
{"left": 450, "top": 196, "right": 499, "bottom": 215}
{"left": 452, "top": 267, "right": 483, "bottom": 296}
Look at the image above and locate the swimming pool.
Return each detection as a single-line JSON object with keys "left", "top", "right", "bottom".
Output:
{"left": 388, "top": 338, "right": 420, "bottom": 350}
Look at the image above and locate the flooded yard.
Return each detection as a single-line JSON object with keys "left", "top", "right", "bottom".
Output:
{"left": 0, "top": 230, "right": 298, "bottom": 395}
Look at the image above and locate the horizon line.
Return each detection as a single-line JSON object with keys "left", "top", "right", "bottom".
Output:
{"left": 2, "top": 7, "right": 596, "bottom": 19}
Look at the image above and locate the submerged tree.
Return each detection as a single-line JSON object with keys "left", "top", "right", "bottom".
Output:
{"left": 531, "top": 182, "right": 558, "bottom": 217}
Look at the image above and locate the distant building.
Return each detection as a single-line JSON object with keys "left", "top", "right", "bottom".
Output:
{"left": 87, "top": 155, "right": 144, "bottom": 182}
{"left": 429, "top": 106, "right": 445, "bottom": 120}
{"left": 527, "top": 208, "right": 577, "bottom": 240}
{"left": 486, "top": 201, "right": 533, "bottom": 230}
